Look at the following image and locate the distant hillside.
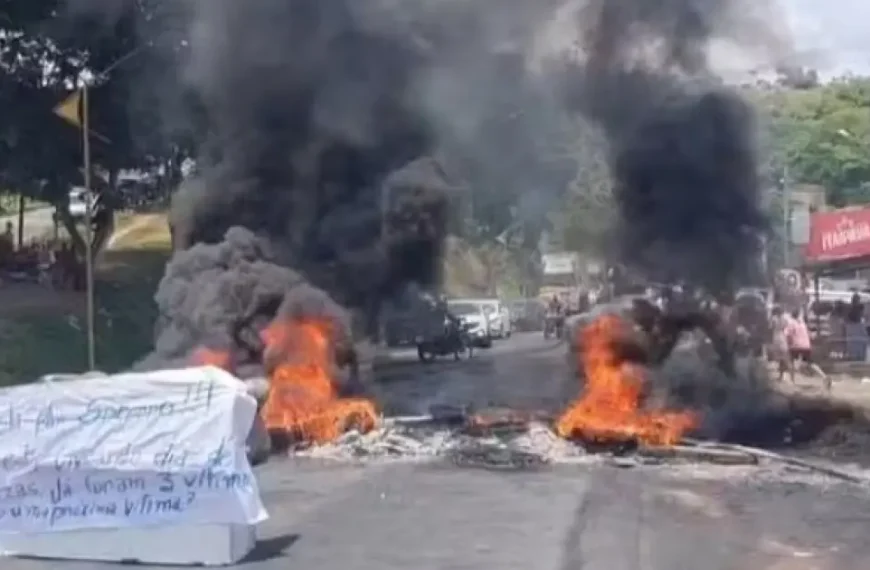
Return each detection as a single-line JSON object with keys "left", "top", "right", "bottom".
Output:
{"left": 442, "top": 236, "right": 489, "bottom": 297}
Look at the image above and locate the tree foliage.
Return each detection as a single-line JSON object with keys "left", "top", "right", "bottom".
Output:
{"left": 756, "top": 76, "right": 870, "bottom": 207}
{"left": 546, "top": 120, "right": 615, "bottom": 256}
{"left": 0, "top": 0, "right": 197, "bottom": 253}
{"left": 549, "top": 74, "right": 870, "bottom": 257}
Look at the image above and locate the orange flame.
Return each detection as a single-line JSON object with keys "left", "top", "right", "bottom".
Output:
{"left": 555, "top": 314, "right": 697, "bottom": 446}
{"left": 191, "top": 347, "right": 232, "bottom": 370}
{"left": 260, "top": 319, "right": 377, "bottom": 444}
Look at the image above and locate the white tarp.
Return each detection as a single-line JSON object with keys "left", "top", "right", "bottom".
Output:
{"left": 0, "top": 366, "right": 268, "bottom": 533}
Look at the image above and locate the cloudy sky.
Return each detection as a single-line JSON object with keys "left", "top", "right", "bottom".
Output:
{"left": 785, "top": 0, "right": 870, "bottom": 74}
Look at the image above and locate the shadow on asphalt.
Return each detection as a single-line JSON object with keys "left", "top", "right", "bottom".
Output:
{"left": 239, "top": 534, "right": 300, "bottom": 564}
{"left": 375, "top": 356, "right": 496, "bottom": 381}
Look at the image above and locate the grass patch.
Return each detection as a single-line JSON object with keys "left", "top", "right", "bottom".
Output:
{"left": 0, "top": 213, "right": 172, "bottom": 385}
{"left": 93, "top": 248, "right": 170, "bottom": 369}
{"left": 0, "top": 194, "right": 49, "bottom": 217}
{"left": 110, "top": 212, "right": 171, "bottom": 251}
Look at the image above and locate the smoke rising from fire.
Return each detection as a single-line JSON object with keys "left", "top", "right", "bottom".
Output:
{"left": 69, "top": 0, "right": 795, "bottom": 419}
{"left": 559, "top": 0, "right": 786, "bottom": 295}
{"left": 555, "top": 0, "right": 799, "bottom": 442}
{"left": 93, "top": 0, "right": 586, "bottom": 372}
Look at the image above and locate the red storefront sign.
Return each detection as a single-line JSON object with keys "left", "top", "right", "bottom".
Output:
{"left": 804, "top": 207, "right": 870, "bottom": 263}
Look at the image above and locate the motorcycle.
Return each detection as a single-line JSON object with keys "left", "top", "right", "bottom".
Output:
{"left": 416, "top": 318, "right": 474, "bottom": 362}
{"left": 543, "top": 310, "right": 565, "bottom": 340}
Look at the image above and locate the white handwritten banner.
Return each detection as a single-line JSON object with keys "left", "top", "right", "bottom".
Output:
{"left": 0, "top": 366, "right": 269, "bottom": 533}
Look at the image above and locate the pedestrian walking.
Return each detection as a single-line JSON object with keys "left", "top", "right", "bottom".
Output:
{"left": 845, "top": 293, "right": 867, "bottom": 361}
{"left": 786, "top": 309, "right": 830, "bottom": 390}
{"left": 769, "top": 306, "right": 791, "bottom": 382}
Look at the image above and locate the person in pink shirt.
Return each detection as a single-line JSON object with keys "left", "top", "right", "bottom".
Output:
{"left": 769, "top": 306, "right": 791, "bottom": 382}
{"left": 786, "top": 309, "right": 830, "bottom": 390}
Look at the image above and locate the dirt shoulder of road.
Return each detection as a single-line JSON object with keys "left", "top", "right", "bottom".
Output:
{"left": 775, "top": 374, "right": 870, "bottom": 416}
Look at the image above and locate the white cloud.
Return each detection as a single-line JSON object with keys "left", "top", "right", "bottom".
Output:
{"left": 783, "top": 0, "right": 870, "bottom": 74}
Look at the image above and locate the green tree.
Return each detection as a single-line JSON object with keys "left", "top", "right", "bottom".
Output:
{"left": 546, "top": 120, "right": 615, "bottom": 256}
{"left": 0, "top": 0, "right": 197, "bottom": 253}
{"left": 758, "top": 77, "right": 870, "bottom": 207}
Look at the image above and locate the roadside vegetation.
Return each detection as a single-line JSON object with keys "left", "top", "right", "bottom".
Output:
{"left": 0, "top": 194, "right": 49, "bottom": 215}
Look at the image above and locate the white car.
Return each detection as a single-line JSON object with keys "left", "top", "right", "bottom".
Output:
{"left": 470, "top": 298, "right": 512, "bottom": 339}
{"left": 447, "top": 300, "right": 492, "bottom": 347}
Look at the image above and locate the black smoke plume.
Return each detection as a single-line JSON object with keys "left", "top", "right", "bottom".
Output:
{"left": 556, "top": 0, "right": 809, "bottom": 442}
{"left": 133, "top": 0, "right": 575, "bottom": 373}
{"left": 137, "top": 227, "right": 352, "bottom": 377}
{"left": 145, "top": 1, "right": 442, "bottom": 373}
{"left": 562, "top": 0, "right": 770, "bottom": 297}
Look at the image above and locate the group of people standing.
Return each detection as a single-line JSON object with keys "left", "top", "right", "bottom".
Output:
{"left": 0, "top": 220, "right": 85, "bottom": 291}
{"left": 827, "top": 294, "right": 868, "bottom": 362}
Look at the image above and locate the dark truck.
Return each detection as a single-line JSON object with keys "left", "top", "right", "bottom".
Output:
{"left": 508, "top": 298, "right": 546, "bottom": 332}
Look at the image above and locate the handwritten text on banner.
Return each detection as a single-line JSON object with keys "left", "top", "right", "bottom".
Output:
{"left": 0, "top": 366, "right": 268, "bottom": 533}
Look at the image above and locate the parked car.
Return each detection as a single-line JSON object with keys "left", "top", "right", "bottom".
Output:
{"left": 468, "top": 298, "right": 512, "bottom": 339}
{"left": 446, "top": 300, "right": 493, "bottom": 348}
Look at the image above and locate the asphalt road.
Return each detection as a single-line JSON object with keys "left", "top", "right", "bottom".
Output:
{"left": 375, "top": 331, "right": 545, "bottom": 364}
{"left": 372, "top": 332, "right": 571, "bottom": 416}
{"left": 7, "top": 332, "right": 870, "bottom": 569}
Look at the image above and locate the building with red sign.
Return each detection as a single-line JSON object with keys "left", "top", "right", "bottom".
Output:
{"left": 804, "top": 206, "right": 870, "bottom": 269}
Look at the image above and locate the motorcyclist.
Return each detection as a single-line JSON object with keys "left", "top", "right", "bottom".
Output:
{"left": 427, "top": 294, "right": 464, "bottom": 344}
{"left": 415, "top": 294, "right": 468, "bottom": 361}
{"left": 545, "top": 295, "right": 565, "bottom": 338}
{"left": 438, "top": 295, "right": 461, "bottom": 330}
{"left": 548, "top": 294, "right": 563, "bottom": 316}
{"left": 576, "top": 288, "right": 590, "bottom": 314}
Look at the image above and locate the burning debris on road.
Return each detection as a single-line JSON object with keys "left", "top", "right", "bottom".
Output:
{"left": 230, "top": 304, "right": 706, "bottom": 461}
{"left": 230, "top": 304, "right": 870, "bottom": 486}
{"left": 286, "top": 403, "right": 870, "bottom": 484}
{"left": 259, "top": 318, "right": 377, "bottom": 445}
{"left": 556, "top": 314, "right": 698, "bottom": 447}
{"left": 68, "top": 0, "right": 870, "bottom": 483}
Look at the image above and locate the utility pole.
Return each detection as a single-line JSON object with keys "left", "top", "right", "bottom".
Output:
{"left": 782, "top": 164, "right": 792, "bottom": 269}
{"left": 82, "top": 80, "right": 96, "bottom": 370}
{"left": 16, "top": 193, "right": 24, "bottom": 248}
{"left": 53, "top": 46, "right": 154, "bottom": 371}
